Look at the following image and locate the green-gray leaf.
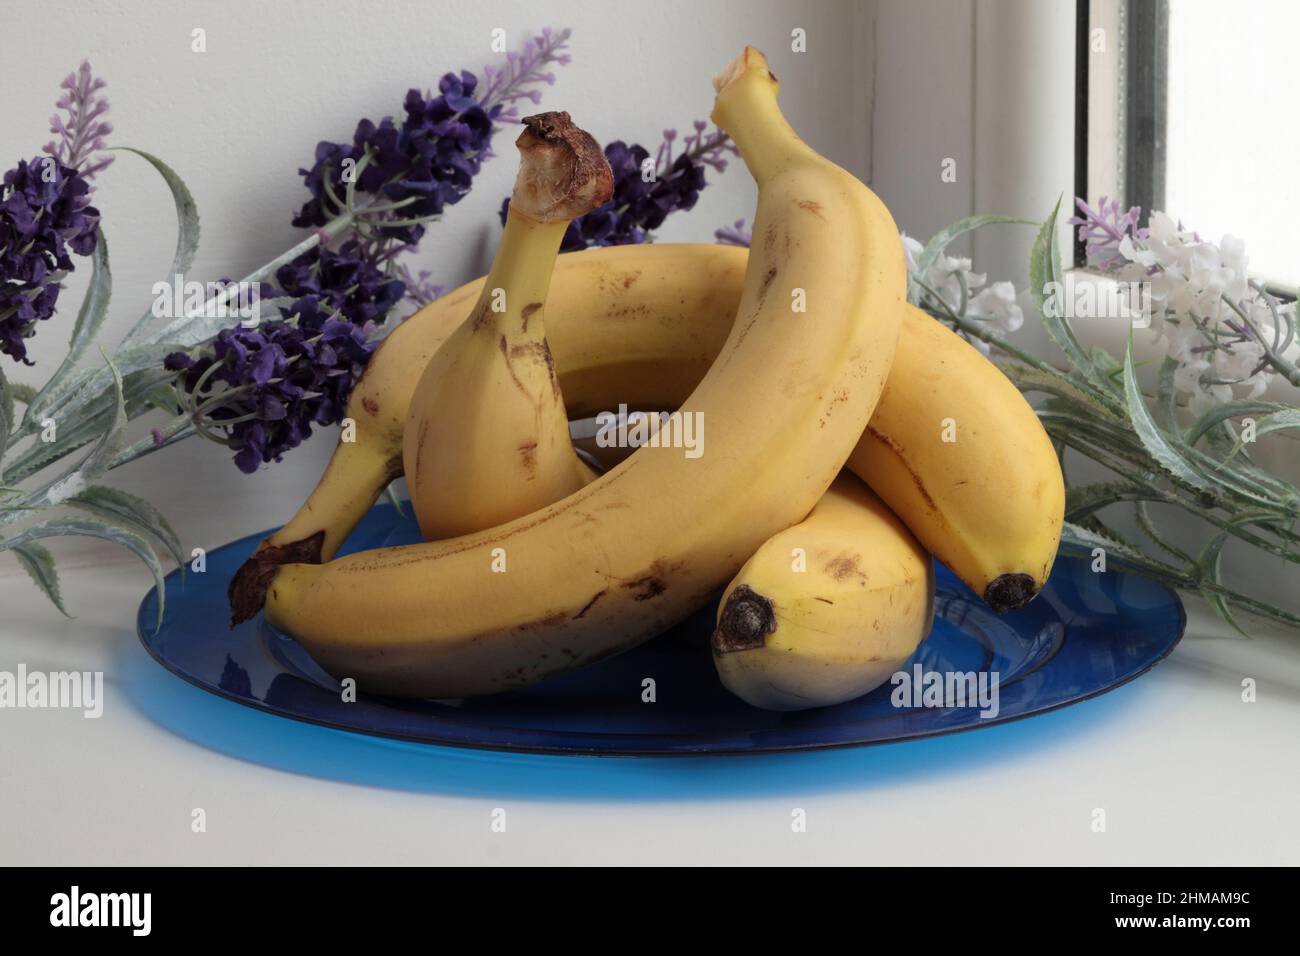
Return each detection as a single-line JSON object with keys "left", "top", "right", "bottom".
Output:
{"left": 1185, "top": 399, "right": 1293, "bottom": 447}
{"left": 1156, "top": 356, "right": 1181, "bottom": 435}
{"left": 0, "top": 516, "right": 166, "bottom": 628}
{"left": 1134, "top": 501, "right": 1195, "bottom": 568}
{"left": 1195, "top": 531, "right": 1250, "bottom": 636}
{"left": 113, "top": 147, "right": 200, "bottom": 347}
{"left": 1029, "top": 198, "right": 1102, "bottom": 384}
{"left": 7, "top": 381, "right": 37, "bottom": 406}
{"left": 1122, "top": 332, "right": 1216, "bottom": 494}
{"left": 911, "top": 214, "right": 1035, "bottom": 304}
{"left": 9, "top": 542, "right": 68, "bottom": 617}
{"left": 996, "top": 360, "right": 1122, "bottom": 421}
{"left": 69, "top": 485, "right": 184, "bottom": 568}
{"left": 1059, "top": 520, "right": 1166, "bottom": 568}
{"left": 1065, "top": 481, "right": 1155, "bottom": 521}
{"left": 23, "top": 228, "right": 112, "bottom": 428}
{"left": 76, "top": 353, "right": 128, "bottom": 481}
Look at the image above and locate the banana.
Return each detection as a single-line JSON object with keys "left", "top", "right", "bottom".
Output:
{"left": 230, "top": 243, "right": 1060, "bottom": 620}
{"left": 260, "top": 46, "right": 906, "bottom": 698}
{"left": 403, "top": 112, "right": 611, "bottom": 540}
{"left": 846, "top": 312, "right": 1063, "bottom": 611}
{"left": 229, "top": 247, "right": 1061, "bottom": 619}
{"left": 712, "top": 473, "right": 934, "bottom": 711}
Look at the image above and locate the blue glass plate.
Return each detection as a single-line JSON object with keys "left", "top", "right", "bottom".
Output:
{"left": 137, "top": 503, "right": 1184, "bottom": 756}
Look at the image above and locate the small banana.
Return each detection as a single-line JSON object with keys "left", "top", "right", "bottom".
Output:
{"left": 712, "top": 472, "right": 934, "bottom": 711}
{"left": 260, "top": 46, "right": 906, "bottom": 698}
{"left": 403, "top": 112, "right": 610, "bottom": 540}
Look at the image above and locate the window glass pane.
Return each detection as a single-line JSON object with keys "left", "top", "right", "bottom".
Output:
{"left": 1165, "top": 0, "right": 1298, "bottom": 286}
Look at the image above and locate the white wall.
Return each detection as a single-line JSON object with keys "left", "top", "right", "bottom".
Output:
{"left": 1, "top": 0, "right": 872, "bottom": 564}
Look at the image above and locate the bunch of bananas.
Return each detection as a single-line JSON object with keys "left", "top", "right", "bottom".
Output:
{"left": 229, "top": 48, "right": 1064, "bottom": 711}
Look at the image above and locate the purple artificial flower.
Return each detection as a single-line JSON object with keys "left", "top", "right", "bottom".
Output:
{"left": 1069, "top": 196, "right": 1146, "bottom": 271}
{"left": 714, "top": 219, "right": 752, "bottom": 247}
{"left": 1, "top": 62, "right": 109, "bottom": 364}
{"left": 168, "top": 240, "right": 406, "bottom": 471}
{"left": 291, "top": 79, "right": 496, "bottom": 245}
{"left": 0, "top": 157, "right": 100, "bottom": 363}
{"left": 43, "top": 60, "right": 114, "bottom": 183}
{"left": 271, "top": 239, "right": 405, "bottom": 326}
{"left": 392, "top": 261, "right": 445, "bottom": 309}
{"left": 478, "top": 28, "right": 573, "bottom": 130}
{"left": 165, "top": 298, "right": 376, "bottom": 473}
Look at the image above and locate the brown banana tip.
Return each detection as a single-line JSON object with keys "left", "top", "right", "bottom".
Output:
{"left": 983, "top": 573, "right": 1040, "bottom": 614}
{"left": 227, "top": 531, "right": 325, "bottom": 627}
{"left": 712, "top": 584, "right": 777, "bottom": 654}
{"left": 511, "top": 111, "right": 613, "bottom": 222}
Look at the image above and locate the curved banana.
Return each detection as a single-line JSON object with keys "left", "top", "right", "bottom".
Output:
{"left": 712, "top": 473, "right": 934, "bottom": 711}
{"left": 847, "top": 313, "right": 1062, "bottom": 610}
{"left": 225, "top": 242, "right": 744, "bottom": 623}
{"left": 229, "top": 243, "right": 1061, "bottom": 620}
{"left": 404, "top": 112, "right": 610, "bottom": 540}
{"left": 261, "top": 46, "right": 906, "bottom": 698}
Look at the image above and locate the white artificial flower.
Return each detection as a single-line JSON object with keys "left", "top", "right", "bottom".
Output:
{"left": 1118, "top": 235, "right": 1156, "bottom": 268}
{"left": 901, "top": 233, "right": 924, "bottom": 273}
{"left": 969, "top": 281, "right": 1024, "bottom": 333}
{"left": 1188, "top": 382, "right": 1233, "bottom": 418}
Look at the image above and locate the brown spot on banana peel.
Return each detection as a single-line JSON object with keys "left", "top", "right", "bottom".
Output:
{"left": 360, "top": 396, "right": 380, "bottom": 416}
{"left": 514, "top": 610, "right": 569, "bottom": 631}
{"left": 865, "top": 424, "right": 939, "bottom": 514}
{"left": 517, "top": 440, "right": 538, "bottom": 474}
{"left": 470, "top": 300, "right": 493, "bottom": 333}
{"left": 499, "top": 336, "right": 560, "bottom": 402}
{"left": 572, "top": 589, "right": 607, "bottom": 620}
{"left": 621, "top": 558, "right": 684, "bottom": 602}
{"left": 712, "top": 585, "right": 777, "bottom": 653}
{"left": 824, "top": 553, "right": 864, "bottom": 582}
{"left": 229, "top": 530, "right": 326, "bottom": 626}
{"left": 520, "top": 302, "right": 541, "bottom": 332}
{"left": 796, "top": 199, "right": 826, "bottom": 219}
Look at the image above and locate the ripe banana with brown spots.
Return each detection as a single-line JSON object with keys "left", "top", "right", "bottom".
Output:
{"left": 712, "top": 472, "right": 934, "bottom": 711}
{"left": 257, "top": 46, "right": 907, "bottom": 698}
{"left": 230, "top": 239, "right": 1060, "bottom": 624}
{"left": 403, "top": 111, "right": 610, "bottom": 540}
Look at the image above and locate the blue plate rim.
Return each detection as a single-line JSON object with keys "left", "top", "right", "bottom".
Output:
{"left": 134, "top": 521, "right": 1187, "bottom": 758}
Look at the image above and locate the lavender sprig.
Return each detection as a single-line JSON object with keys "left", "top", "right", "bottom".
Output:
{"left": 158, "top": 30, "right": 572, "bottom": 469}
{"left": 498, "top": 119, "right": 734, "bottom": 252}
{"left": 661, "top": 120, "right": 737, "bottom": 175}
{"left": 714, "top": 218, "right": 752, "bottom": 247}
{"left": 1068, "top": 197, "right": 1144, "bottom": 271}
{"left": 391, "top": 261, "right": 445, "bottom": 311}
{"left": 43, "top": 60, "right": 114, "bottom": 183}
{"left": 478, "top": 28, "right": 572, "bottom": 127}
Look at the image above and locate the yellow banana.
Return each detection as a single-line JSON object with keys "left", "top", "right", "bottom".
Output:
{"left": 260, "top": 46, "right": 906, "bottom": 698}
{"left": 403, "top": 112, "right": 610, "bottom": 540}
{"left": 847, "top": 314, "right": 1063, "bottom": 610}
{"left": 712, "top": 473, "right": 934, "bottom": 711}
{"left": 229, "top": 244, "right": 1061, "bottom": 620}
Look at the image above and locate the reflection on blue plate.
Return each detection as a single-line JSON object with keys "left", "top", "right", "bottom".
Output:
{"left": 137, "top": 503, "right": 1184, "bottom": 756}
